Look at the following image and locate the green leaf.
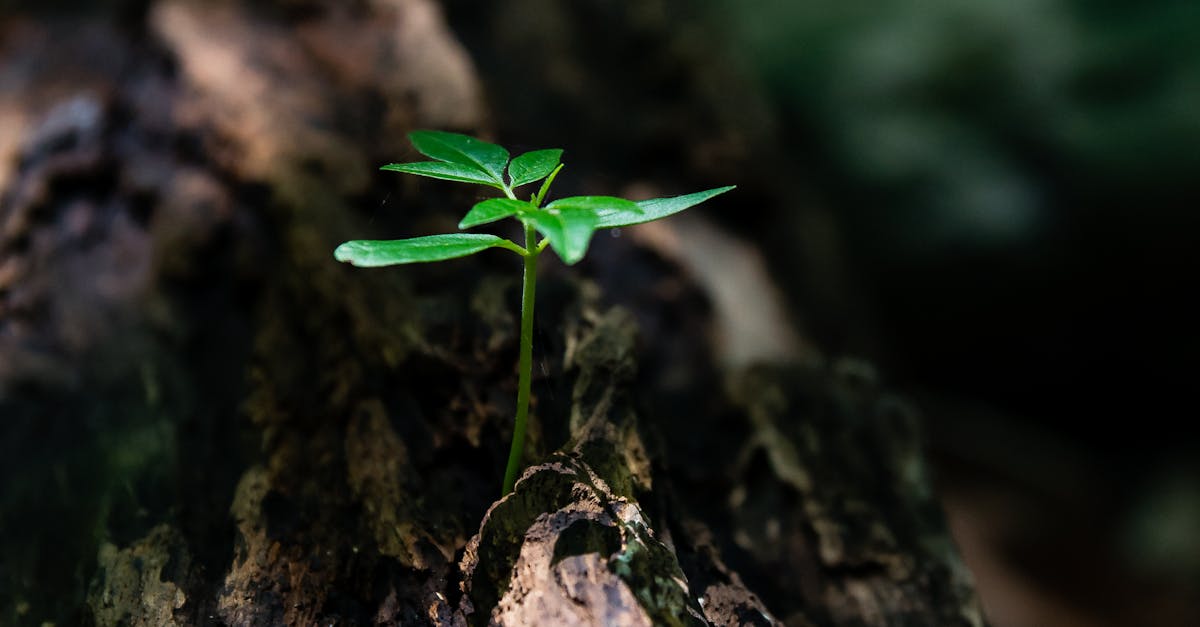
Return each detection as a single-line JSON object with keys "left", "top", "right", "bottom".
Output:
{"left": 334, "top": 234, "right": 520, "bottom": 267}
{"left": 409, "top": 130, "right": 509, "bottom": 183}
{"left": 595, "top": 186, "right": 736, "bottom": 228}
{"left": 525, "top": 207, "right": 599, "bottom": 265}
{"left": 380, "top": 161, "right": 500, "bottom": 187}
{"left": 507, "top": 149, "right": 563, "bottom": 188}
{"left": 459, "top": 198, "right": 532, "bottom": 229}
{"left": 546, "top": 195, "right": 641, "bottom": 218}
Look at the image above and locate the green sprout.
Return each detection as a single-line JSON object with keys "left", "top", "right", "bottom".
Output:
{"left": 335, "top": 130, "right": 733, "bottom": 495}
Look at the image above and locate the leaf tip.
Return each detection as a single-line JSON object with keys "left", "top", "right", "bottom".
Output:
{"left": 333, "top": 241, "right": 360, "bottom": 264}
{"left": 555, "top": 242, "right": 589, "bottom": 266}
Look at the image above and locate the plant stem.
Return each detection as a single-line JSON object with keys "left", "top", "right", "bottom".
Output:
{"left": 534, "top": 164, "right": 564, "bottom": 207}
{"left": 502, "top": 223, "right": 538, "bottom": 495}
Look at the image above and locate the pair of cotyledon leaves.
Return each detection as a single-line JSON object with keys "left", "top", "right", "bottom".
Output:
{"left": 334, "top": 130, "right": 734, "bottom": 267}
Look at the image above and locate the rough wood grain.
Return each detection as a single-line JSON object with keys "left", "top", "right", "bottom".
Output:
{"left": 0, "top": 2, "right": 985, "bottom": 625}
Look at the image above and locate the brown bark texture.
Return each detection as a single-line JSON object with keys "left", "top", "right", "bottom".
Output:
{"left": 0, "top": 1, "right": 985, "bottom": 625}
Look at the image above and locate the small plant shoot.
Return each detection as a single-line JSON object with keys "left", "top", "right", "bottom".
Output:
{"left": 335, "top": 130, "right": 734, "bottom": 495}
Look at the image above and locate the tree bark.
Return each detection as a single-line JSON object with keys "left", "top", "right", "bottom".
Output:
{"left": 0, "top": 1, "right": 984, "bottom": 625}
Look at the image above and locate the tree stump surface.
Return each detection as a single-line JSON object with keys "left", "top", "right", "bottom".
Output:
{"left": 0, "top": 2, "right": 984, "bottom": 625}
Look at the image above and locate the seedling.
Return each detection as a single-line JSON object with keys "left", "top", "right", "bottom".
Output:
{"left": 335, "top": 130, "right": 733, "bottom": 495}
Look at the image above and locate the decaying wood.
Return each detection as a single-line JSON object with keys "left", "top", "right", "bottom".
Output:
{"left": 718, "top": 364, "right": 985, "bottom": 625}
{"left": 458, "top": 305, "right": 776, "bottom": 626}
{"left": 0, "top": 1, "right": 984, "bottom": 625}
